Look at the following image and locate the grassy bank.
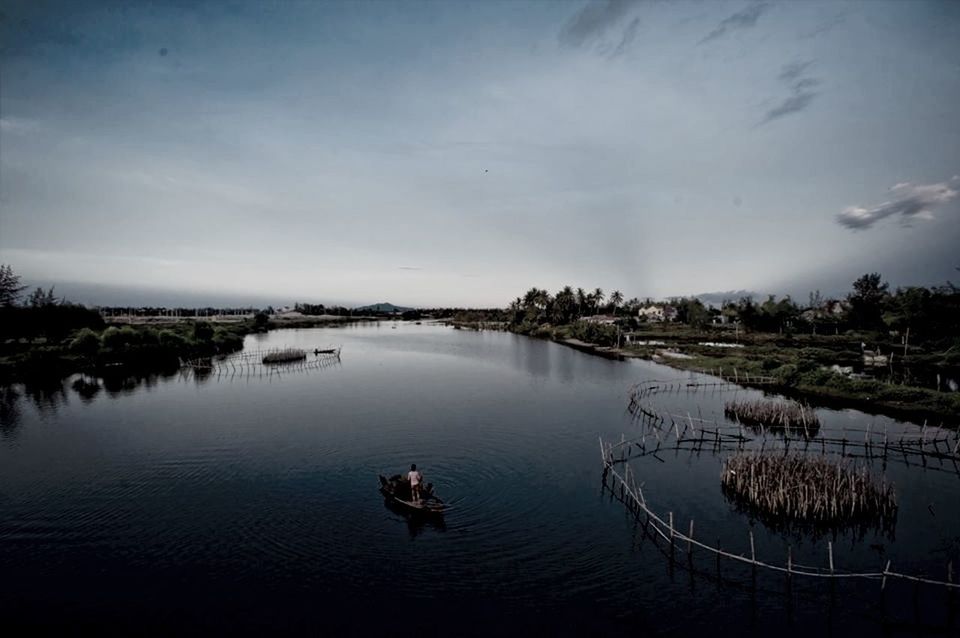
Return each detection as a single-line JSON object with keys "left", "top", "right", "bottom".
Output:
{"left": 625, "top": 325, "right": 960, "bottom": 425}
{"left": 507, "top": 321, "right": 960, "bottom": 425}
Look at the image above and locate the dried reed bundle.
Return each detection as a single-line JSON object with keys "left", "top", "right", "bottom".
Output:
{"left": 721, "top": 453, "right": 897, "bottom": 531}
{"left": 724, "top": 398, "right": 819, "bottom": 433}
{"left": 262, "top": 348, "right": 307, "bottom": 364}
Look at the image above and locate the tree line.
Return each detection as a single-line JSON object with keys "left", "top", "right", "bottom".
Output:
{"left": 500, "top": 273, "right": 959, "bottom": 348}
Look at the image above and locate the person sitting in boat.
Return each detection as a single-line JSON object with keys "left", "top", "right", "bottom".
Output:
{"left": 408, "top": 464, "right": 423, "bottom": 502}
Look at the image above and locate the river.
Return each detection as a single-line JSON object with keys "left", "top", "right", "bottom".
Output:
{"left": 1, "top": 323, "right": 957, "bottom": 635}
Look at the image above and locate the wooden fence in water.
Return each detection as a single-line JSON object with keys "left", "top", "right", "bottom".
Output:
{"left": 627, "top": 378, "right": 960, "bottom": 472}
{"left": 180, "top": 347, "right": 342, "bottom": 381}
{"left": 599, "top": 435, "right": 959, "bottom": 593}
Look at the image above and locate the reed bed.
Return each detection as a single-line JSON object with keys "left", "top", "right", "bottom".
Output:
{"left": 724, "top": 398, "right": 819, "bottom": 433}
{"left": 262, "top": 348, "right": 307, "bottom": 364}
{"left": 721, "top": 453, "right": 897, "bottom": 533}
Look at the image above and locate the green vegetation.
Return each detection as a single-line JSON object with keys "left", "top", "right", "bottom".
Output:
{"left": 500, "top": 275, "right": 960, "bottom": 423}
{"left": 1, "top": 319, "right": 250, "bottom": 383}
{"left": 0, "top": 264, "right": 254, "bottom": 383}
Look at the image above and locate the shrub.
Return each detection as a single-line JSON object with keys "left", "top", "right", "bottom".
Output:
{"left": 101, "top": 326, "right": 124, "bottom": 350}
{"left": 101, "top": 326, "right": 139, "bottom": 350}
{"left": 192, "top": 321, "right": 214, "bottom": 342}
{"left": 213, "top": 327, "right": 243, "bottom": 351}
{"left": 139, "top": 328, "right": 160, "bottom": 346}
{"left": 158, "top": 329, "right": 187, "bottom": 350}
{"left": 69, "top": 328, "right": 102, "bottom": 357}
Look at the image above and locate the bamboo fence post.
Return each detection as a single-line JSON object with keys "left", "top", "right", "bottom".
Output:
{"left": 828, "top": 541, "right": 834, "bottom": 574}
{"left": 882, "top": 560, "right": 892, "bottom": 591}
{"left": 668, "top": 511, "right": 675, "bottom": 558}
{"left": 749, "top": 530, "right": 755, "bottom": 562}
{"left": 687, "top": 520, "right": 694, "bottom": 559}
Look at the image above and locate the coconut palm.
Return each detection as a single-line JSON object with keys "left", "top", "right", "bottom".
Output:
{"left": 592, "top": 288, "right": 605, "bottom": 314}
{"left": 576, "top": 288, "right": 587, "bottom": 319}
{"left": 610, "top": 290, "right": 624, "bottom": 316}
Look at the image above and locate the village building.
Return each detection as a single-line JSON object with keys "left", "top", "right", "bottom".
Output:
{"left": 638, "top": 305, "right": 678, "bottom": 322}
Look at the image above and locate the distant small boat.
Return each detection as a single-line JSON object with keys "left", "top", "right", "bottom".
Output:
{"left": 378, "top": 474, "right": 445, "bottom": 516}
{"left": 313, "top": 347, "right": 341, "bottom": 356}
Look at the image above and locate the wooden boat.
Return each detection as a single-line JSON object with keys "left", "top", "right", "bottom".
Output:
{"left": 378, "top": 474, "right": 446, "bottom": 516}
{"left": 313, "top": 347, "right": 341, "bottom": 356}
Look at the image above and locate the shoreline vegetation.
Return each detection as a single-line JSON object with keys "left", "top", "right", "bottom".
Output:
{"left": 0, "top": 310, "right": 376, "bottom": 385}
{"left": 1, "top": 263, "right": 958, "bottom": 424}
{"left": 448, "top": 278, "right": 960, "bottom": 425}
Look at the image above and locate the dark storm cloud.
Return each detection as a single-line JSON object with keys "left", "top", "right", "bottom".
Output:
{"left": 836, "top": 179, "right": 960, "bottom": 230}
{"left": 699, "top": 3, "right": 769, "bottom": 44}
{"left": 759, "top": 60, "right": 820, "bottom": 125}
{"left": 559, "top": 0, "right": 640, "bottom": 48}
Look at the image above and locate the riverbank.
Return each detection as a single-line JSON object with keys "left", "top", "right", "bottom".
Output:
{"left": 0, "top": 315, "right": 376, "bottom": 384}
{"left": 511, "top": 322, "right": 960, "bottom": 426}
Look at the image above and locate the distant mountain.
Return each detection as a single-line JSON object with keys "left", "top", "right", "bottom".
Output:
{"left": 692, "top": 290, "right": 762, "bottom": 308}
{"left": 353, "top": 302, "right": 413, "bottom": 313}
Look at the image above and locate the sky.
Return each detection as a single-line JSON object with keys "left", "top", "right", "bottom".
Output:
{"left": 1, "top": 0, "right": 959, "bottom": 308}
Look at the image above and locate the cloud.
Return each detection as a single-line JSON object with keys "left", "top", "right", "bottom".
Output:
{"left": 760, "top": 91, "right": 817, "bottom": 124}
{"left": 611, "top": 17, "right": 641, "bottom": 57}
{"left": 836, "top": 179, "right": 960, "bottom": 230}
{"left": 398, "top": 266, "right": 422, "bottom": 271}
{"left": 699, "top": 3, "right": 769, "bottom": 44}
{"left": 559, "top": 0, "right": 640, "bottom": 49}
{"left": 778, "top": 60, "right": 813, "bottom": 82}
{"left": 799, "top": 13, "right": 846, "bottom": 40}
{"left": 759, "top": 60, "right": 820, "bottom": 125}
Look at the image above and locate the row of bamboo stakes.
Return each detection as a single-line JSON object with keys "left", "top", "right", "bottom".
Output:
{"left": 178, "top": 352, "right": 342, "bottom": 382}
{"left": 182, "top": 347, "right": 341, "bottom": 374}
{"left": 600, "top": 436, "right": 959, "bottom": 592}
{"left": 627, "top": 379, "right": 960, "bottom": 468}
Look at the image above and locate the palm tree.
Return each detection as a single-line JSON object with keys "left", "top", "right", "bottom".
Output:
{"left": 532, "top": 289, "right": 551, "bottom": 315}
{"left": 592, "top": 288, "right": 605, "bottom": 314}
{"left": 610, "top": 290, "right": 624, "bottom": 316}
{"left": 522, "top": 287, "right": 539, "bottom": 311}
{"left": 576, "top": 288, "right": 587, "bottom": 319}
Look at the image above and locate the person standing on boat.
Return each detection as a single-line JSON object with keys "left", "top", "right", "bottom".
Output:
{"left": 408, "top": 464, "right": 423, "bottom": 502}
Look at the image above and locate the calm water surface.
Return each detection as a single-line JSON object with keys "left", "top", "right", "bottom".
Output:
{"left": 1, "top": 323, "right": 957, "bottom": 635}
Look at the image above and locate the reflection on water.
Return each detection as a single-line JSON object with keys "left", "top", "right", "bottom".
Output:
{"left": 0, "top": 385, "right": 22, "bottom": 440}
{"left": 382, "top": 499, "right": 447, "bottom": 539}
{"left": 71, "top": 377, "right": 101, "bottom": 403}
{"left": 0, "top": 323, "right": 957, "bottom": 635}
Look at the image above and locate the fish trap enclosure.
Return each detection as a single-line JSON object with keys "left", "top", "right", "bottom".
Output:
{"left": 721, "top": 453, "right": 897, "bottom": 533}
{"left": 724, "top": 398, "right": 820, "bottom": 434}
{"left": 180, "top": 347, "right": 341, "bottom": 381}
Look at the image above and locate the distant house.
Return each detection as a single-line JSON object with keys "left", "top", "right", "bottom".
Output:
{"left": 823, "top": 299, "right": 849, "bottom": 316}
{"left": 802, "top": 300, "right": 849, "bottom": 322}
{"left": 637, "top": 305, "right": 678, "bottom": 323}
{"left": 638, "top": 305, "right": 664, "bottom": 322}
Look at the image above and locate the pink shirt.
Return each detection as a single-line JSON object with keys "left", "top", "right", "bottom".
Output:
{"left": 408, "top": 470, "right": 422, "bottom": 486}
